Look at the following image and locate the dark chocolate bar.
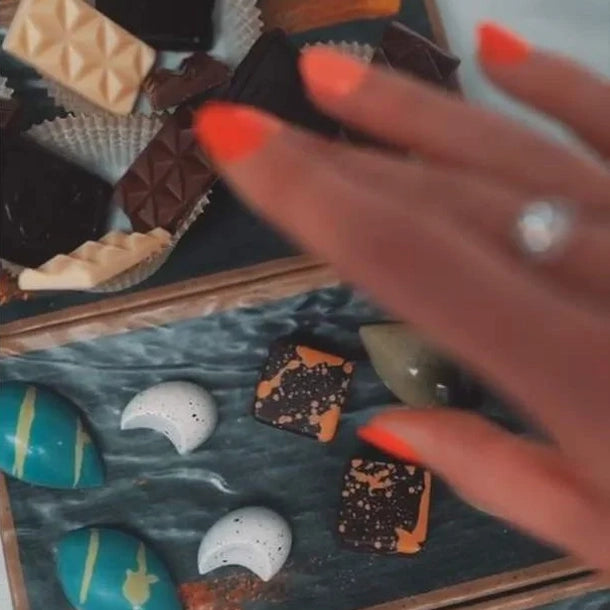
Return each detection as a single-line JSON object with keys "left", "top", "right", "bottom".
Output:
{"left": 253, "top": 341, "right": 354, "bottom": 442}
{"left": 374, "top": 21, "right": 461, "bottom": 88}
{"left": 226, "top": 30, "right": 340, "bottom": 137}
{"left": 1, "top": 137, "right": 112, "bottom": 267}
{"left": 338, "top": 459, "right": 431, "bottom": 554}
{"left": 113, "top": 105, "right": 216, "bottom": 233}
{"left": 95, "top": 0, "right": 216, "bottom": 51}
{"left": 144, "top": 53, "right": 230, "bottom": 111}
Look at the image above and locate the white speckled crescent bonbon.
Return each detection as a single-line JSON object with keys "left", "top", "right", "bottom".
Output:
{"left": 120, "top": 382, "right": 218, "bottom": 455}
{"left": 197, "top": 507, "right": 292, "bottom": 582}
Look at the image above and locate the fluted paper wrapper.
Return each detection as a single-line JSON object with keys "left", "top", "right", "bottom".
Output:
{"left": 1, "top": 114, "right": 210, "bottom": 292}
{"left": 302, "top": 41, "right": 375, "bottom": 63}
{"left": 44, "top": 0, "right": 263, "bottom": 116}
{"left": 27, "top": 114, "right": 164, "bottom": 183}
{"left": 0, "top": 75, "right": 14, "bottom": 99}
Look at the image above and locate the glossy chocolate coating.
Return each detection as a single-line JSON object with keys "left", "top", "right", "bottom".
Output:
{"left": 95, "top": 0, "right": 216, "bottom": 51}
{"left": 1, "top": 137, "right": 111, "bottom": 267}
{"left": 338, "top": 459, "right": 431, "bottom": 554}
{"left": 226, "top": 30, "right": 340, "bottom": 136}
{"left": 113, "top": 105, "right": 216, "bottom": 233}
{"left": 374, "top": 21, "right": 461, "bottom": 87}
{"left": 144, "top": 53, "right": 230, "bottom": 111}
{"left": 253, "top": 341, "right": 354, "bottom": 442}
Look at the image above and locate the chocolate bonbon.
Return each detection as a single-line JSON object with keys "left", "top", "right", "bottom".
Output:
{"left": 113, "top": 105, "right": 216, "bottom": 233}
{"left": 338, "top": 459, "right": 431, "bottom": 554}
{"left": 95, "top": 0, "right": 216, "bottom": 51}
{"left": 226, "top": 30, "right": 340, "bottom": 136}
{"left": 2, "top": 0, "right": 156, "bottom": 115}
{"left": 144, "top": 53, "right": 230, "bottom": 111}
{"left": 253, "top": 341, "right": 354, "bottom": 442}
{"left": 1, "top": 137, "right": 112, "bottom": 267}
{"left": 374, "top": 21, "right": 461, "bottom": 87}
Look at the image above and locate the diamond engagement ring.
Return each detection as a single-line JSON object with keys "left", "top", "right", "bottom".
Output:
{"left": 514, "top": 200, "right": 576, "bottom": 259}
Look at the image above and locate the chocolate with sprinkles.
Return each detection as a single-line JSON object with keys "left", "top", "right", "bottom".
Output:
{"left": 338, "top": 458, "right": 432, "bottom": 554}
{"left": 253, "top": 341, "right": 354, "bottom": 443}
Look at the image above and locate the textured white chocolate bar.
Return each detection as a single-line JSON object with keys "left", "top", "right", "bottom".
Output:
{"left": 2, "top": 0, "right": 156, "bottom": 115}
{"left": 18, "top": 229, "right": 171, "bottom": 290}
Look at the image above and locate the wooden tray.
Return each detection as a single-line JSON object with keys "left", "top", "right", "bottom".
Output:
{"left": 1, "top": 259, "right": 609, "bottom": 610}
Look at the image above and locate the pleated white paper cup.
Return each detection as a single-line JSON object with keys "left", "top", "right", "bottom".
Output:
{"left": 6, "top": 114, "right": 212, "bottom": 293}
{"left": 27, "top": 114, "right": 164, "bottom": 183}
{"left": 44, "top": 0, "right": 263, "bottom": 116}
{"left": 302, "top": 41, "right": 376, "bottom": 63}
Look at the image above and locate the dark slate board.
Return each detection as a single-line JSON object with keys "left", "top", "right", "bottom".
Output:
{"left": 0, "top": 286, "right": 564, "bottom": 610}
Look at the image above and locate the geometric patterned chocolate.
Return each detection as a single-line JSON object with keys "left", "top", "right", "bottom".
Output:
{"left": 114, "top": 106, "right": 217, "bottom": 232}
{"left": 2, "top": 0, "right": 155, "bottom": 115}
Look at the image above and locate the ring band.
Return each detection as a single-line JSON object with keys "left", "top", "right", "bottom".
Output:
{"left": 515, "top": 200, "right": 576, "bottom": 259}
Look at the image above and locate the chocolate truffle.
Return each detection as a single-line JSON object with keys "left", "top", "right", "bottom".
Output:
{"left": 226, "top": 30, "right": 340, "bottom": 137}
{"left": 338, "top": 459, "right": 431, "bottom": 554}
{"left": 95, "top": 0, "right": 216, "bottom": 51}
{"left": 253, "top": 341, "right": 354, "bottom": 442}
{"left": 1, "top": 137, "right": 112, "bottom": 267}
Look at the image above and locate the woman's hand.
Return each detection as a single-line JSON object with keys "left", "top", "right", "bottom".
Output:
{"left": 195, "top": 23, "right": 610, "bottom": 570}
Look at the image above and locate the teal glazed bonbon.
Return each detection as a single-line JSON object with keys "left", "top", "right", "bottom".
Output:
{"left": 57, "top": 528, "right": 182, "bottom": 610}
{"left": 0, "top": 381, "right": 104, "bottom": 489}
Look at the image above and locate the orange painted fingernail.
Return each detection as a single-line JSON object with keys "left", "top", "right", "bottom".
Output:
{"left": 194, "top": 102, "right": 281, "bottom": 163}
{"left": 478, "top": 22, "right": 531, "bottom": 65}
{"left": 358, "top": 425, "right": 422, "bottom": 464}
{"left": 300, "top": 47, "right": 369, "bottom": 100}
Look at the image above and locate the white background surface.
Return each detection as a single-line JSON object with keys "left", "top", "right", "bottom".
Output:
{"left": 1, "top": 1, "right": 609, "bottom": 608}
{"left": 436, "top": 0, "right": 610, "bottom": 145}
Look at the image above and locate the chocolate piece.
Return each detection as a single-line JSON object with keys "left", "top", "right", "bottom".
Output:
{"left": 1, "top": 137, "right": 112, "bottom": 268}
{"left": 0, "top": 97, "right": 21, "bottom": 132}
{"left": 144, "top": 53, "right": 230, "bottom": 111}
{"left": 3, "top": 0, "right": 156, "bottom": 116}
{"left": 338, "top": 459, "right": 431, "bottom": 554}
{"left": 253, "top": 341, "right": 354, "bottom": 442}
{"left": 374, "top": 21, "right": 461, "bottom": 88}
{"left": 96, "top": 0, "right": 216, "bottom": 51}
{"left": 226, "top": 30, "right": 340, "bottom": 137}
{"left": 114, "top": 105, "right": 216, "bottom": 233}
{"left": 19, "top": 229, "right": 171, "bottom": 291}
{"left": 360, "top": 324, "right": 457, "bottom": 407}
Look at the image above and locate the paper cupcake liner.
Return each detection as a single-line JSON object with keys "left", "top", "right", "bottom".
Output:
{"left": 3, "top": 115, "right": 211, "bottom": 293}
{"left": 26, "top": 114, "right": 164, "bottom": 183}
{"left": 0, "top": 75, "right": 14, "bottom": 99}
{"left": 44, "top": 0, "right": 263, "bottom": 116}
{"left": 302, "top": 41, "right": 375, "bottom": 63}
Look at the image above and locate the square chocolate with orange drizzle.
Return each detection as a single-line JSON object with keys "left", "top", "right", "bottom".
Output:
{"left": 338, "top": 459, "right": 432, "bottom": 554}
{"left": 253, "top": 342, "right": 354, "bottom": 442}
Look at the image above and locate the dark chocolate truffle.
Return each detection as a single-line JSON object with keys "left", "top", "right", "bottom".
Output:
{"left": 1, "top": 137, "right": 111, "bottom": 267}
{"left": 95, "top": 0, "right": 216, "bottom": 51}
{"left": 226, "top": 30, "right": 340, "bottom": 137}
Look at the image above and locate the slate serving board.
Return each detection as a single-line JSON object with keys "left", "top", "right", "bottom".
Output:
{"left": 0, "top": 286, "right": 564, "bottom": 610}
